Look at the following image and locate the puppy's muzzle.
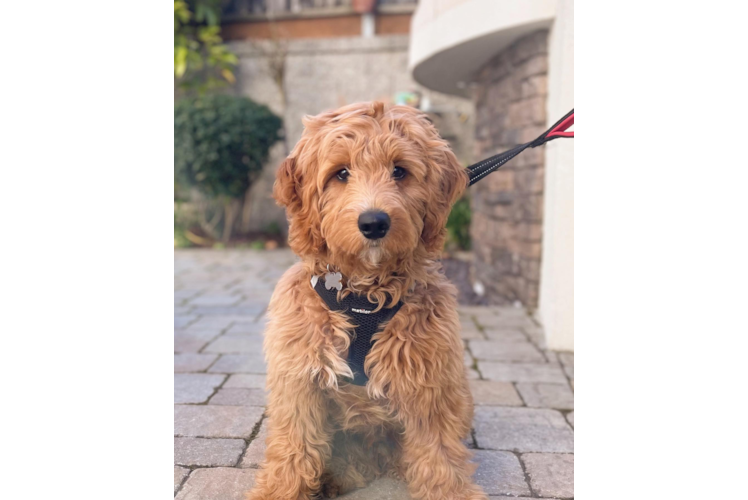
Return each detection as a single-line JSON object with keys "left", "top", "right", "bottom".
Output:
{"left": 358, "top": 210, "right": 390, "bottom": 240}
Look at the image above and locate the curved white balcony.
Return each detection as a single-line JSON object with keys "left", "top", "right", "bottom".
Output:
{"left": 409, "top": 0, "right": 556, "bottom": 96}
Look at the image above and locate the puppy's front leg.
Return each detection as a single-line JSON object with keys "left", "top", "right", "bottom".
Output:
{"left": 399, "top": 386, "right": 487, "bottom": 500}
{"left": 247, "top": 379, "right": 332, "bottom": 500}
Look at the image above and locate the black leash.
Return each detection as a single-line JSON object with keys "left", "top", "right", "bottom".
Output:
{"left": 466, "top": 109, "right": 574, "bottom": 186}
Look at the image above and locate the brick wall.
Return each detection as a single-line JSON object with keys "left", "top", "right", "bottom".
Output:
{"left": 470, "top": 30, "right": 549, "bottom": 308}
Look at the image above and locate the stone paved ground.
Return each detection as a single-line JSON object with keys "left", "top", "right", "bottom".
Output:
{"left": 174, "top": 249, "right": 574, "bottom": 499}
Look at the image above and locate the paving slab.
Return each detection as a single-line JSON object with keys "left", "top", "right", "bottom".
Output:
{"left": 557, "top": 351, "right": 573, "bottom": 363}
{"left": 522, "top": 453, "right": 574, "bottom": 498}
{"left": 189, "top": 294, "right": 242, "bottom": 307}
{"left": 174, "top": 466, "right": 190, "bottom": 494}
{"left": 204, "top": 335, "right": 264, "bottom": 354}
{"left": 175, "top": 467, "right": 257, "bottom": 500}
{"left": 522, "top": 323, "right": 547, "bottom": 348}
{"left": 557, "top": 352, "right": 577, "bottom": 379}
{"left": 174, "top": 405, "right": 263, "bottom": 438}
{"left": 174, "top": 437, "right": 246, "bottom": 467}
{"left": 174, "top": 373, "right": 225, "bottom": 404}
{"left": 239, "top": 420, "right": 268, "bottom": 468}
{"left": 469, "top": 379, "right": 524, "bottom": 406}
{"left": 458, "top": 315, "right": 484, "bottom": 340}
{"left": 482, "top": 327, "right": 529, "bottom": 342}
{"left": 473, "top": 311, "right": 535, "bottom": 329}
{"left": 464, "top": 350, "right": 475, "bottom": 367}
{"left": 473, "top": 407, "right": 574, "bottom": 453}
{"left": 515, "top": 382, "right": 574, "bottom": 410}
{"left": 175, "top": 329, "right": 220, "bottom": 353}
{"left": 566, "top": 411, "right": 574, "bottom": 428}
{"left": 175, "top": 315, "right": 198, "bottom": 328}
{"left": 457, "top": 306, "right": 502, "bottom": 316}
{"left": 174, "top": 353, "right": 219, "bottom": 373}
{"left": 175, "top": 289, "right": 201, "bottom": 301}
{"left": 223, "top": 373, "right": 267, "bottom": 389}
{"left": 209, "top": 388, "right": 267, "bottom": 406}
{"left": 469, "top": 339, "right": 546, "bottom": 363}
{"left": 478, "top": 361, "right": 567, "bottom": 383}
{"left": 186, "top": 316, "right": 241, "bottom": 330}
{"left": 192, "top": 306, "right": 264, "bottom": 316}
{"left": 225, "top": 321, "right": 266, "bottom": 335}
{"left": 208, "top": 354, "right": 267, "bottom": 374}
{"left": 471, "top": 450, "right": 530, "bottom": 496}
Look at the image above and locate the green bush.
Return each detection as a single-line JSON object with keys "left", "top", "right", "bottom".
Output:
{"left": 174, "top": 208, "right": 190, "bottom": 248}
{"left": 446, "top": 194, "right": 472, "bottom": 251}
{"left": 175, "top": 94, "right": 282, "bottom": 199}
{"left": 175, "top": 95, "right": 282, "bottom": 241}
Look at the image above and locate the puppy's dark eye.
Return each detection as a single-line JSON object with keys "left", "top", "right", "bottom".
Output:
{"left": 392, "top": 166, "right": 407, "bottom": 180}
{"left": 336, "top": 168, "right": 350, "bottom": 182}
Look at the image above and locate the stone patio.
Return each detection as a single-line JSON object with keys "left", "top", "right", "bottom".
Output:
{"left": 174, "top": 249, "right": 574, "bottom": 499}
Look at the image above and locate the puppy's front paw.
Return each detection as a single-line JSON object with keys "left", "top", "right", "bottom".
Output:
{"left": 322, "top": 480, "right": 340, "bottom": 498}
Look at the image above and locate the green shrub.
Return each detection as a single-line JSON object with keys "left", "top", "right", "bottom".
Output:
{"left": 175, "top": 94, "right": 282, "bottom": 198}
{"left": 174, "top": 211, "right": 193, "bottom": 248}
{"left": 446, "top": 195, "right": 472, "bottom": 251}
{"left": 175, "top": 94, "right": 282, "bottom": 241}
{"left": 264, "top": 221, "right": 281, "bottom": 235}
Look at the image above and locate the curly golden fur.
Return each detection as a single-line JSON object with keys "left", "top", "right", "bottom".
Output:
{"left": 247, "top": 102, "right": 487, "bottom": 500}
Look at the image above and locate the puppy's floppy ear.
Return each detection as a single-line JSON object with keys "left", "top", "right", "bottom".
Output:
{"left": 273, "top": 157, "right": 301, "bottom": 214}
{"left": 272, "top": 152, "right": 326, "bottom": 255}
{"left": 421, "top": 147, "right": 469, "bottom": 253}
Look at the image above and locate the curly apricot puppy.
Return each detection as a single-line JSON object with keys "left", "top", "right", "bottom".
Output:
{"left": 248, "top": 102, "right": 486, "bottom": 500}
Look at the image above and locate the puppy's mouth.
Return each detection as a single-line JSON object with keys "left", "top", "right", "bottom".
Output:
{"left": 359, "top": 244, "right": 385, "bottom": 265}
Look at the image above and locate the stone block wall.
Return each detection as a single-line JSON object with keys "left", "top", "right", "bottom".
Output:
{"left": 470, "top": 30, "right": 549, "bottom": 308}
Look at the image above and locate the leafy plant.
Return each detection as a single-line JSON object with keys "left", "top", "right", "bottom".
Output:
{"left": 175, "top": 0, "right": 237, "bottom": 94}
{"left": 446, "top": 195, "right": 472, "bottom": 251}
{"left": 264, "top": 221, "right": 281, "bottom": 235}
{"left": 174, "top": 210, "right": 193, "bottom": 248}
{"left": 175, "top": 94, "right": 282, "bottom": 241}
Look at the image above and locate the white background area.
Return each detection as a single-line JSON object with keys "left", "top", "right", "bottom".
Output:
{"left": 574, "top": 0, "right": 748, "bottom": 109}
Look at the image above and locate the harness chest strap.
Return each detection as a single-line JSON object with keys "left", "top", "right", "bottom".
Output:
{"left": 312, "top": 275, "right": 403, "bottom": 386}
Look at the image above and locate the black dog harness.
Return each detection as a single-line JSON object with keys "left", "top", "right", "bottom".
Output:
{"left": 312, "top": 109, "right": 573, "bottom": 386}
{"left": 313, "top": 275, "right": 402, "bottom": 386}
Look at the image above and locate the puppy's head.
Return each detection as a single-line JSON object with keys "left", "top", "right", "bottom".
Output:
{"left": 274, "top": 102, "right": 466, "bottom": 270}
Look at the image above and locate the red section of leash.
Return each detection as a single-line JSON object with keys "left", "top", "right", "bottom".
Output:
{"left": 546, "top": 112, "right": 574, "bottom": 139}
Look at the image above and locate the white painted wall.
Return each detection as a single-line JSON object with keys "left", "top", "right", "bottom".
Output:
{"left": 538, "top": 0, "right": 574, "bottom": 351}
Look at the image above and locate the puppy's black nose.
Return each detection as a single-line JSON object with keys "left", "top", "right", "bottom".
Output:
{"left": 358, "top": 211, "right": 391, "bottom": 240}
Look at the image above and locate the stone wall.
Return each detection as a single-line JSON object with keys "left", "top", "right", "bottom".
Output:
{"left": 228, "top": 35, "right": 475, "bottom": 234}
{"left": 470, "top": 30, "right": 549, "bottom": 308}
